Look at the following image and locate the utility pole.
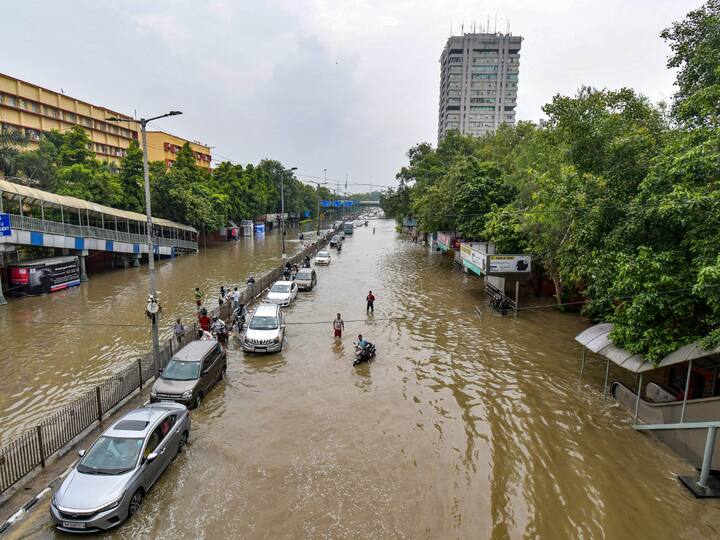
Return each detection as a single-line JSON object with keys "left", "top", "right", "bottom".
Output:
{"left": 306, "top": 180, "right": 327, "bottom": 235}
{"left": 279, "top": 167, "right": 297, "bottom": 259}
{"left": 108, "top": 110, "right": 182, "bottom": 377}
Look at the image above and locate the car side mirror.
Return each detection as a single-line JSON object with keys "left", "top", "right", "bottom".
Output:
{"left": 159, "top": 368, "right": 163, "bottom": 373}
{"left": 146, "top": 452, "right": 159, "bottom": 463}
{"left": 78, "top": 449, "right": 86, "bottom": 457}
{"left": 281, "top": 324, "right": 286, "bottom": 329}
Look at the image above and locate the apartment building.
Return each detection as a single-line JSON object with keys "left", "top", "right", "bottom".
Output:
{"left": 146, "top": 131, "right": 212, "bottom": 170}
{"left": 438, "top": 33, "right": 522, "bottom": 140}
{"left": 0, "top": 72, "right": 138, "bottom": 163}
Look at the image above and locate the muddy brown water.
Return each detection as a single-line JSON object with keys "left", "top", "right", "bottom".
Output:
{"left": 5, "top": 220, "right": 720, "bottom": 539}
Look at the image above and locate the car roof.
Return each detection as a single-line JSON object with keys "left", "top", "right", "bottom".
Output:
{"left": 296, "top": 268, "right": 313, "bottom": 274}
{"left": 273, "top": 280, "right": 293, "bottom": 286}
{"left": 317, "top": 251, "right": 330, "bottom": 255}
{"left": 105, "top": 404, "right": 183, "bottom": 438}
{"left": 254, "top": 303, "right": 279, "bottom": 316}
{"left": 172, "top": 339, "right": 217, "bottom": 361}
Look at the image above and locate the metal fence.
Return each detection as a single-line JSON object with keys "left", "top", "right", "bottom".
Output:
{"left": 0, "top": 228, "right": 336, "bottom": 495}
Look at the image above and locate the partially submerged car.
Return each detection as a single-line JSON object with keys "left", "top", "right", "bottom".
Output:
{"left": 50, "top": 403, "right": 190, "bottom": 533}
{"left": 294, "top": 268, "right": 317, "bottom": 291}
{"left": 150, "top": 340, "right": 226, "bottom": 409}
{"left": 314, "top": 251, "right": 332, "bottom": 265}
{"left": 242, "top": 303, "right": 285, "bottom": 353}
{"left": 266, "top": 280, "right": 298, "bottom": 307}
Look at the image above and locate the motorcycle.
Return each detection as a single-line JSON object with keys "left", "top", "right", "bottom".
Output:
{"left": 231, "top": 304, "right": 246, "bottom": 332}
{"left": 353, "top": 342, "right": 376, "bottom": 366}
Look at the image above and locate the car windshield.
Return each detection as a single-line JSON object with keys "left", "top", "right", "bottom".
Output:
{"left": 77, "top": 436, "right": 143, "bottom": 475}
{"left": 317, "top": 251, "right": 330, "bottom": 257}
{"left": 249, "top": 315, "right": 279, "bottom": 330}
{"left": 162, "top": 359, "right": 201, "bottom": 381}
{"left": 296, "top": 271, "right": 311, "bottom": 279}
{"left": 270, "top": 283, "right": 290, "bottom": 293}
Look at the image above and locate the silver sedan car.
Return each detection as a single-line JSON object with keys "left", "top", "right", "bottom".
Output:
{"left": 49, "top": 402, "right": 190, "bottom": 533}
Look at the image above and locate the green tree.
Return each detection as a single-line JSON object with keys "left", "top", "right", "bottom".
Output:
{"left": 0, "top": 125, "right": 28, "bottom": 177}
{"left": 118, "top": 140, "right": 144, "bottom": 212}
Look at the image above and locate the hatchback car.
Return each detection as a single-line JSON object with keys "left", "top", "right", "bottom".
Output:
{"left": 266, "top": 280, "right": 298, "bottom": 306}
{"left": 150, "top": 340, "right": 226, "bottom": 409}
{"left": 295, "top": 268, "right": 317, "bottom": 291}
{"left": 314, "top": 251, "right": 332, "bottom": 265}
{"left": 242, "top": 303, "right": 285, "bottom": 353}
{"left": 49, "top": 403, "right": 190, "bottom": 533}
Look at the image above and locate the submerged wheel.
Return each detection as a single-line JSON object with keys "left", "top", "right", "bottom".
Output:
{"left": 178, "top": 431, "right": 189, "bottom": 454}
{"left": 193, "top": 393, "right": 203, "bottom": 409}
{"left": 128, "top": 489, "right": 144, "bottom": 516}
{"left": 219, "top": 366, "right": 226, "bottom": 380}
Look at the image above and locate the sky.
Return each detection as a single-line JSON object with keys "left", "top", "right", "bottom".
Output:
{"left": 1, "top": 0, "right": 703, "bottom": 193}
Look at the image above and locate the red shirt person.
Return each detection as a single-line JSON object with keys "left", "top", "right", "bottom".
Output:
{"left": 199, "top": 313, "right": 211, "bottom": 332}
{"left": 366, "top": 291, "right": 375, "bottom": 314}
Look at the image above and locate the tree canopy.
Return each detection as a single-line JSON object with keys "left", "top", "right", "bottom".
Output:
{"left": 381, "top": 0, "right": 720, "bottom": 363}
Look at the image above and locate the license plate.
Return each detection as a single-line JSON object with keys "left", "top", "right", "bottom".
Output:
{"left": 62, "top": 521, "right": 87, "bottom": 529}
{"left": 255, "top": 347, "right": 266, "bottom": 352}
{"left": 161, "top": 399, "right": 176, "bottom": 402}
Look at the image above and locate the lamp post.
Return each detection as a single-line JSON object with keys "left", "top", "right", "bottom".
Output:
{"left": 279, "top": 167, "right": 297, "bottom": 259}
{"left": 107, "top": 111, "right": 182, "bottom": 377}
{"left": 305, "top": 180, "right": 327, "bottom": 235}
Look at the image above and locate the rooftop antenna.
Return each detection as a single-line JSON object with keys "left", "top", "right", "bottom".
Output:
{"left": 461, "top": 22, "right": 464, "bottom": 35}
{"left": 487, "top": 15, "right": 490, "bottom": 34}
{"left": 494, "top": 13, "right": 498, "bottom": 34}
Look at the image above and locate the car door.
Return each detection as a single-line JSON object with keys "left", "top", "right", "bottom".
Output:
{"left": 201, "top": 352, "right": 216, "bottom": 392}
{"left": 141, "top": 416, "right": 174, "bottom": 487}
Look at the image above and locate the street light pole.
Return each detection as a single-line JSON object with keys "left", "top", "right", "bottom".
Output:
{"left": 306, "top": 180, "right": 327, "bottom": 235}
{"left": 108, "top": 111, "right": 182, "bottom": 377}
{"left": 279, "top": 167, "right": 297, "bottom": 259}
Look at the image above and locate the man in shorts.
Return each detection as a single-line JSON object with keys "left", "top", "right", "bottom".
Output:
{"left": 332, "top": 313, "right": 344, "bottom": 339}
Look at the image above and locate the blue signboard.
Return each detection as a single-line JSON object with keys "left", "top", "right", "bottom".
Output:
{"left": 343, "top": 201, "right": 354, "bottom": 207}
{"left": 320, "top": 200, "right": 331, "bottom": 208}
{"left": 333, "top": 200, "right": 342, "bottom": 207}
{"left": 0, "top": 213, "right": 11, "bottom": 237}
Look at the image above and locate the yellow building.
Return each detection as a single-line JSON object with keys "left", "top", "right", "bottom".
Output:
{"left": 145, "top": 131, "right": 212, "bottom": 170}
{"left": 0, "top": 72, "right": 139, "bottom": 163}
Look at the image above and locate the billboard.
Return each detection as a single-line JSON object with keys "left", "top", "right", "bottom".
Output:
{"left": 488, "top": 254, "right": 531, "bottom": 274}
{"left": 9, "top": 256, "right": 80, "bottom": 296}
{"left": 0, "top": 213, "right": 10, "bottom": 237}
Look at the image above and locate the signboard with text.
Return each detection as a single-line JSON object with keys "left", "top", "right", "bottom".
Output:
{"left": 0, "top": 213, "right": 10, "bottom": 237}
{"left": 488, "top": 254, "right": 532, "bottom": 274}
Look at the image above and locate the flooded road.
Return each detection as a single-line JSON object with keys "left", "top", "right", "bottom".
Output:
{"left": 0, "top": 227, "right": 310, "bottom": 442}
{"left": 8, "top": 220, "right": 720, "bottom": 538}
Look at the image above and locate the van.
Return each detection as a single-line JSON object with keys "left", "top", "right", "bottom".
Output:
{"left": 295, "top": 268, "right": 317, "bottom": 291}
{"left": 150, "top": 340, "right": 227, "bottom": 409}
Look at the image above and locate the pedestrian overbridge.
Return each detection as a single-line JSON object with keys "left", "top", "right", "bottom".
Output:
{"left": 356, "top": 200, "right": 380, "bottom": 207}
{"left": 0, "top": 179, "right": 198, "bottom": 303}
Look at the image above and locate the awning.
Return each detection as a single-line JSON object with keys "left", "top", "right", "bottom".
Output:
{"left": 0, "top": 179, "right": 197, "bottom": 233}
{"left": 575, "top": 323, "right": 720, "bottom": 373}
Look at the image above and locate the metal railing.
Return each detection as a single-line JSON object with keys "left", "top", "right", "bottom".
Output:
{"left": 634, "top": 421, "right": 720, "bottom": 491}
{"left": 0, "top": 228, "right": 336, "bottom": 495}
{"left": 6, "top": 214, "right": 197, "bottom": 252}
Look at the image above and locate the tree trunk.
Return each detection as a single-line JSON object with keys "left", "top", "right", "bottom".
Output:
{"left": 550, "top": 271, "right": 563, "bottom": 307}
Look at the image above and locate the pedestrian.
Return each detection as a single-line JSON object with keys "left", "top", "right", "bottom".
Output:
{"left": 219, "top": 286, "right": 226, "bottom": 306}
{"left": 173, "top": 318, "right": 185, "bottom": 345}
{"left": 198, "top": 308, "right": 211, "bottom": 332}
{"left": 194, "top": 287, "right": 203, "bottom": 311}
{"left": 332, "top": 313, "right": 344, "bottom": 339}
{"left": 232, "top": 287, "right": 241, "bottom": 310}
{"left": 366, "top": 290, "right": 375, "bottom": 313}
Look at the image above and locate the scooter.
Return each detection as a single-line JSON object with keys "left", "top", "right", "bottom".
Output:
{"left": 353, "top": 342, "right": 376, "bottom": 366}
{"left": 231, "top": 304, "right": 246, "bottom": 331}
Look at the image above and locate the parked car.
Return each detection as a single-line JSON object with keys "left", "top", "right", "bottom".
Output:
{"left": 150, "top": 340, "right": 226, "bottom": 409}
{"left": 266, "top": 280, "right": 298, "bottom": 307}
{"left": 295, "top": 268, "right": 317, "bottom": 291}
{"left": 49, "top": 403, "right": 190, "bottom": 533}
{"left": 242, "top": 303, "right": 285, "bottom": 353}
{"left": 314, "top": 251, "right": 332, "bottom": 265}
{"left": 329, "top": 235, "right": 344, "bottom": 247}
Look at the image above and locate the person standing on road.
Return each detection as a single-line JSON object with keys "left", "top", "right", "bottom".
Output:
{"left": 219, "top": 286, "right": 226, "bottom": 306}
{"left": 332, "top": 313, "right": 345, "bottom": 339}
{"left": 173, "top": 318, "right": 185, "bottom": 345}
{"left": 366, "top": 291, "right": 375, "bottom": 314}
{"left": 195, "top": 287, "right": 204, "bottom": 311}
{"left": 232, "top": 287, "right": 241, "bottom": 310}
{"left": 198, "top": 309, "right": 211, "bottom": 333}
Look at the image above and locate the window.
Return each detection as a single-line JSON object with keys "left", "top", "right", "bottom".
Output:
{"left": 144, "top": 417, "right": 174, "bottom": 458}
{"left": 471, "top": 73, "right": 497, "bottom": 80}
{"left": 7, "top": 96, "right": 16, "bottom": 107}
{"left": 63, "top": 111, "right": 77, "bottom": 122}
{"left": 472, "top": 65, "right": 497, "bottom": 71}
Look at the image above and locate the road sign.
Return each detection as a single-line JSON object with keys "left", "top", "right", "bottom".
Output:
{"left": 0, "top": 214, "right": 11, "bottom": 237}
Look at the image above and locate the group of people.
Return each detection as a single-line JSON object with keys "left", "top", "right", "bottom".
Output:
{"left": 332, "top": 313, "right": 370, "bottom": 355}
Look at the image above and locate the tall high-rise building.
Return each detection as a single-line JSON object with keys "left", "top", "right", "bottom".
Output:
{"left": 437, "top": 32, "right": 522, "bottom": 140}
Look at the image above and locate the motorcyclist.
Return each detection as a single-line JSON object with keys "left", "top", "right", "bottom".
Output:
{"left": 211, "top": 316, "right": 228, "bottom": 345}
{"left": 356, "top": 334, "right": 369, "bottom": 351}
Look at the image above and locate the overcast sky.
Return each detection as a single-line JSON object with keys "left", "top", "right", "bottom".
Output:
{"left": 2, "top": 0, "right": 702, "bottom": 193}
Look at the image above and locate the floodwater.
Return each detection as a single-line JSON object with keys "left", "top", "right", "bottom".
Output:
{"left": 7, "top": 220, "right": 720, "bottom": 539}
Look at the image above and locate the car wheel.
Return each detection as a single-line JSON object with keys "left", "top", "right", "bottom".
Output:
{"left": 219, "top": 366, "right": 226, "bottom": 380}
{"left": 128, "top": 489, "right": 144, "bottom": 517}
{"left": 178, "top": 431, "right": 189, "bottom": 454}
{"left": 193, "top": 393, "right": 203, "bottom": 409}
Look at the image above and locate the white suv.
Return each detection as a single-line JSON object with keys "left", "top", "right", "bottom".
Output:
{"left": 242, "top": 303, "right": 285, "bottom": 353}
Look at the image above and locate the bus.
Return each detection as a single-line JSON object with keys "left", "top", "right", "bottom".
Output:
{"left": 343, "top": 221, "right": 354, "bottom": 235}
